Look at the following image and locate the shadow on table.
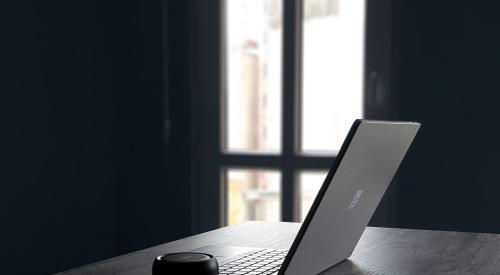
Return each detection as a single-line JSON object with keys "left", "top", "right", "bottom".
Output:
{"left": 319, "top": 259, "right": 370, "bottom": 274}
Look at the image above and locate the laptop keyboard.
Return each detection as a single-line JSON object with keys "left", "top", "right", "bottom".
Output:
{"left": 219, "top": 248, "right": 288, "bottom": 275}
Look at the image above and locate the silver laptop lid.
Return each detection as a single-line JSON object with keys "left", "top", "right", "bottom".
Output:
{"left": 280, "top": 120, "right": 420, "bottom": 275}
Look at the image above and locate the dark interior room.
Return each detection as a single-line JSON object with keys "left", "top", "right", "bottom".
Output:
{"left": 2, "top": 0, "right": 500, "bottom": 274}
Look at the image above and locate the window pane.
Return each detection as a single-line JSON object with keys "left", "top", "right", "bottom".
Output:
{"left": 225, "top": 0, "right": 283, "bottom": 153}
{"left": 301, "top": 0, "right": 365, "bottom": 154}
{"left": 227, "top": 169, "right": 281, "bottom": 225}
{"left": 299, "top": 171, "right": 327, "bottom": 221}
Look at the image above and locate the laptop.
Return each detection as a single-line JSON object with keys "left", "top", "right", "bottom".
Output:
{"left": 192, "top": 119, "right": 420, "bottom": 275}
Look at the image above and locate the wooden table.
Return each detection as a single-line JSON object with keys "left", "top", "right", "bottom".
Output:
{"left": 57, "top": 221, "right": 500, "bottom": 274}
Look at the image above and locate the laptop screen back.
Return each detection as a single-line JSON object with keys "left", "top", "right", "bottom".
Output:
{"left": 281, "top": 120, "right": 420, "bottom": 275}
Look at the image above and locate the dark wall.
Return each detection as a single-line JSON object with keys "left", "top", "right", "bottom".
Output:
{"left": 112, "top": 0, "right": 192, "bottom": 254}
{"left": 395, "top": 1, "right": 500, "bottom": 233}
{"left": 1, "top": 1, "right": 116, "bottom": 274}
{"left": 1, "top": 0, "right": 193, "bottom": 274}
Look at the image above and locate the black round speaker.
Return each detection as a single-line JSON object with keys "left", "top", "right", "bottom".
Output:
{"left": 152, "top": 252, "right": 219, "bottom": 275}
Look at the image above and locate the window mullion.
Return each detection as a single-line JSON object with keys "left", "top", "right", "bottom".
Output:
{"left": 282, "top": 0, "right": 303, "bottom": 222}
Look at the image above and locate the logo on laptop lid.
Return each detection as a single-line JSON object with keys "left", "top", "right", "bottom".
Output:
{"left": 348, "top": 189, "right": 363, "bottom": 210}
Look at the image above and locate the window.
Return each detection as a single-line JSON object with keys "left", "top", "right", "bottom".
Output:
{"left": 298, "top": 170, "right": 328, "bottom": 221}
{"left": 226, "top": 169, "right": 281, "bottom": 224}
{"left": 221, "top": 0, "right": 365, "bottom": 225}
{"left": 193, "top": 0, "right": 393, "bottom": 230}
{"left": 225, "top": 0, "right": 282, "bottom": 154}
{"left": 301, "top": 0, "right": 365, "bottom": 154}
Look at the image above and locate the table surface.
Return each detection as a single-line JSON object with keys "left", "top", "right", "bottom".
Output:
{"left": 57, "top": 221, "right": 500, "bottom": 275}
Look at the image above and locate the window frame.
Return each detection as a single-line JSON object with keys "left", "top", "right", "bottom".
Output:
{"left": 190, "top": 0, "right": 396, "bottom": 233}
